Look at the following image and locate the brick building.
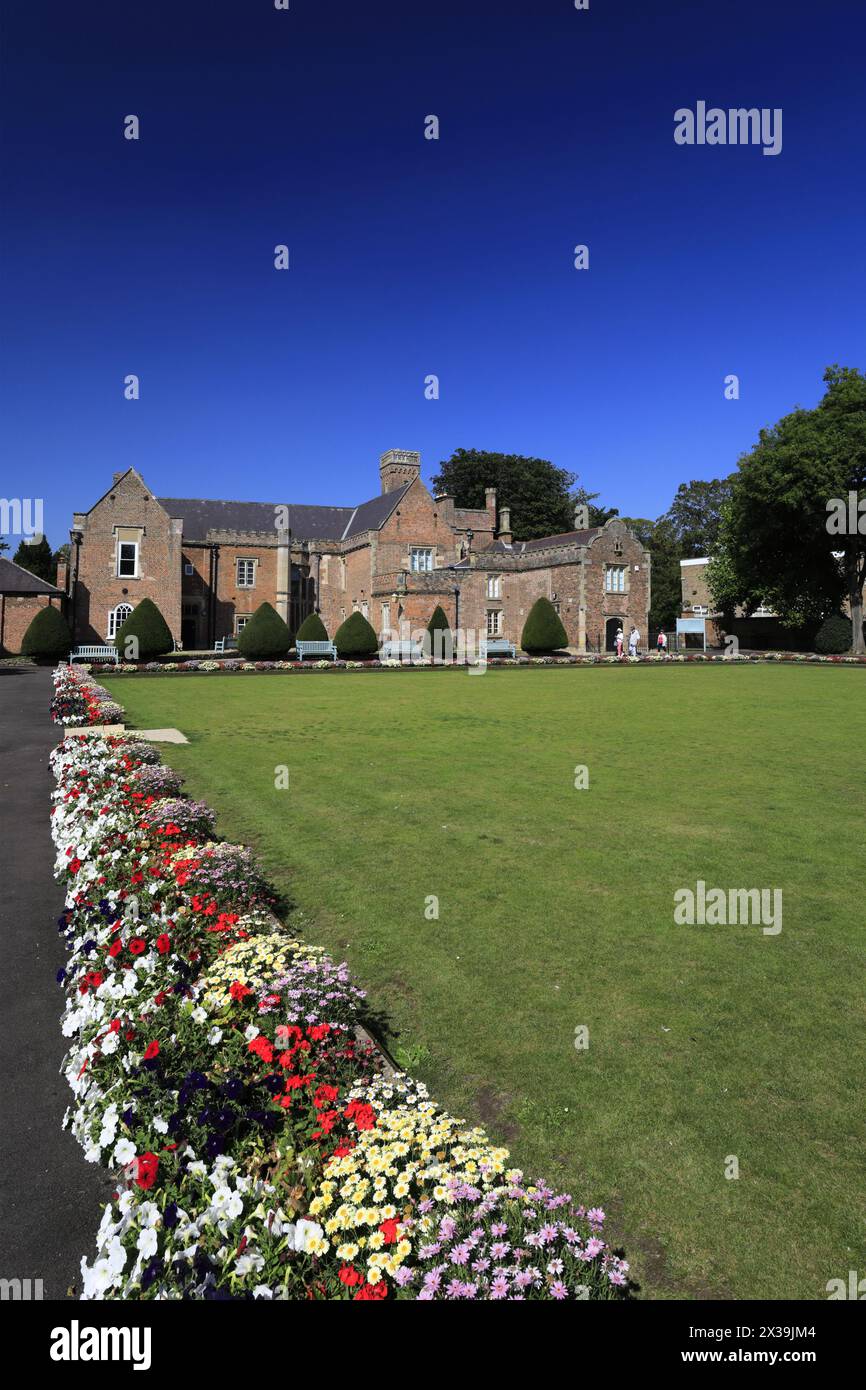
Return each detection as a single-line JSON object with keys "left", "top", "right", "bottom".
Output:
{"left": 0, "top": 556, "right": 63, "bottom": 654}
{"left": 63, "top": 450, "right": 651, "bottom": 653}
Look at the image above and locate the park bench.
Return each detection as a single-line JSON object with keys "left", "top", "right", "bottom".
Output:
{"left": 214, "top": 637, "right": 239, "bottom": 653}
{"left": 296, "top": 640, "right": 338, "bottom": 661}
{"left": 484, "top": 638, "right": 517, "bottom": 658}
{"left": 69, "top": 645, "right": 118, "bottom": 665}
{"left": 379, "top": 639, "right": 425, "bottom": 662}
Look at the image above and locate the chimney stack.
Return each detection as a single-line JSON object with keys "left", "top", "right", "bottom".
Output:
{"left": 379, "top": 449, "right": 421, "bottom": 495}
{"left": 498, "top": 506, "right": 512, "bottom": 545}
{"left": 485, "top": 486, "right": 497, "bottom": 519}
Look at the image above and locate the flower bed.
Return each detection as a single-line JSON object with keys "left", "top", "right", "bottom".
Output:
{"left": 69, "top": 651, "right": 866, "bottom": 680}
{"left": 49, "top": 669, "right": 628, "bottom": 1300}
{"left": 51, "top": 664, "right": 126, "bottom": 725}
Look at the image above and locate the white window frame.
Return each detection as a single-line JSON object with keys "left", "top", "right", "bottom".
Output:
{"left": 107, "top": 603, "right": 133, "bottom": 639}
{"left": 236, "top": 558, "right": 256, "bottom": 588}
{"left": 605, "top": 564, "right": 626, "bottom": 594}
{"left": 486, "top": 609, "right": 503, "bottom": 636}
{"left": 410, "top": 546, "right": 434, "bottom": 573}
{"left": 486, "top": 574, "right": 501, "bottom": 599}
{"left": 235, "top": 614, "right": 251, "bottom": 634}
{"left": 116, "top": 541, "right": 138, "bottom": 579}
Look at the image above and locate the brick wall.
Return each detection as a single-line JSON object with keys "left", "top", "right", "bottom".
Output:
{"left": 0, "top": 594, "right": 58, "bottom": 654}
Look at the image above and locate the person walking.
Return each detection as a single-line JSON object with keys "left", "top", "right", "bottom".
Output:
{"left": 615, "top": 626, "right": 624, "bottom": 658}
{"left": 628, "top": 625, "right": 639, "bottom": 657}
{"left": 657, "top": 629, "right": 667, "bottom": 655}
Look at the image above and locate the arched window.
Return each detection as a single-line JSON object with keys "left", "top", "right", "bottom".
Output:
{"left": 107, "top": 603, "right": 133, "bottom": 639}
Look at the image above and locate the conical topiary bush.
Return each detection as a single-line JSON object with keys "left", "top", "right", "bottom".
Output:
{"left": 334, "top": 610, "right": 378, "bottom": 658}
{"left": 296, "top": 612, "right": 329, "bottom": 642}
{"left": 114, "top": 598, "right": 173, "bottom": 661}
{"left": 426, "top": 604, "right": 453, "bottom": 660}
{"left": 520, "top": 597, "right": 568, "bottom": 654}
{"left": 237, "top": 602, "right": 293, "bottom": 659}
{"left": 20, "top": 605, "right": 73, "bottom": 661}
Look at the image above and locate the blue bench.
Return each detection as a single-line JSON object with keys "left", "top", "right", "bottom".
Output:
{"left": 484, "top": 638, "right": 517, "bottom": 658}
{"left": 70, "top": 645, "right": 118, "bottom": 665}
{"left": 214, "top": 637, "right": 238, "bottom": 653}
{"left": 296, "top": 640, "right": 338, "bottom": 661}
{"left": 379, "top": 639, "right": 425, "bottom": 662}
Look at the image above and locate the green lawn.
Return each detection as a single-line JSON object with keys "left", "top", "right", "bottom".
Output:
{"left": 106, "top": 666, "right": 866, "bottom": 1300}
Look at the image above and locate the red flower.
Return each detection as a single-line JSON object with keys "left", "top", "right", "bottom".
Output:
{"left": 143, "top": 1040, "right": 160, "bottom": 1060}
{"left": 248, "top": 1036, "right": 274, "bottom": 1063}
{"left": 379, "top": 1218, "right": 400, "bottom": 1246}
{"left": 229, "top": 980, "right": 253, "bottom": 1001}
{"left": 108, "top": 939, "right": 123, "bottom": 958}
{"left": 133, "top": 1152, "right": 159, "bottom": 1190}
{"left": 353, "top": 1281, "right": 387, "bottom": 1300}
{"left": 68, "top": 857, "right": 81, "bottom": 874}
{"left": 338, "top": 1264, "right": 363, "bottom": 1287}
{"left": 313, "top": 1084, "right": 338, "bottom": 1109}
{"left": 129, "top": 937, "right": 146, "bottom": 955}
{"left": 345, "top": 1099, "right": 376, "bottom": 1131}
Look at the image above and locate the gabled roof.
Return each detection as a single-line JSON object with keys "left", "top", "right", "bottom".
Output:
{"left": 484, "top": 528, "right": 601, "bottom": 554}
{"left": 0, "top": 556, "right": 61, "bottom": 595}
{"left": 158, "top": 481, "right": 413, "bottom": 544}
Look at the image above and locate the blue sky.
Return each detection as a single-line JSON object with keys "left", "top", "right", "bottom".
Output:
{"left": 2, "top": 0, "right": 864, "bottom": 548}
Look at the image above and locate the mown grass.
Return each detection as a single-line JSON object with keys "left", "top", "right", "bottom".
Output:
{"left": 105, "top": 665, "right": 866, "bottom": 1299}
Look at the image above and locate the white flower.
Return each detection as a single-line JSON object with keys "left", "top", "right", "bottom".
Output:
{"left": 253, "top": 1284, "right": 274, "bottom": 1299}
{"left": 292, "top": 1218, "right": 324, "bottom": 1254}
{"left": 244, "top": 1025, "right": 260, "bottom": 1042}
{"left": 207, "top": 1027, "right": 223, "bottom": 1045}
{"left": 113, "top": 1138, "right": 136, "bottom": 1166}
{"left": 137, "top": 1227, "right": 158, "bottom": 1259}
{"left": 191, "top": 1007, "right": 207, "bottom": 1024}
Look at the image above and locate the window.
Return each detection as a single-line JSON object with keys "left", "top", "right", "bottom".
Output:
{"left": 605, "top": 565, "right": 626, "bottom": 593}
{"left": 236, "top": 558, "right": 256, "bottom": 588}
{"left": 361, "top": 601, "right": 369, "bottom": 619}
{"left": 381, "top": 602, "right": 390, "bottom": 631}
{"left": 184, "top": 562, "right": 194, "bottom": 576}
{"left": 235, "top": 615, "right": 251, "bottom": 634}
{"left": 692, "top": 604, "right": 708, "bottom": 616}
{"left": 117, "top": 541, "right": 138, "bottom": 578}
{"left": 486, "top": 575, "right": 501, "bottom": 599}
{"left": 486, "top": 609, "right": 503, "bottom": 636}
{"left": 410, "top": 547, "right": 434, "bottom": 573}
{"left": 107, "top": 603, "right": 133, "bottom": 639}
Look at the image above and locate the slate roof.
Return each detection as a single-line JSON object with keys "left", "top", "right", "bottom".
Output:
{"left": 158, "top": 483, "right": 412, "bottom": 544}
{"left": 485, "top": 528, "right": 601, "bottom": 555}
{"left": 0, "top": 556, "right": 61, "bottom": 595}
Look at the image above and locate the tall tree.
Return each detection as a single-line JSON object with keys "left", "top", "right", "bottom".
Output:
{"left": 12, "top": 535, "right": 56, "bottom": 583}
{"left": 719, "top": 365, "right": 866, "bottom": 653}
{"left": 619, "top": 515, "right": 681, "bottom": 631}
{"left": 660, "top": 476, "right": 735, "bottom": 557}
{"left": 430, "top": 448, "right": 612, "bottom": 541}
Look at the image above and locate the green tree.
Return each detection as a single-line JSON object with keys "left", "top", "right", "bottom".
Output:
{"left": 114, "top": 598, "right": 174, "bottom": 661}
{"left": 521, "top": 597, "right": 568, "bottom": 653}
{"left": 660, "top": 477, "right": 734, "bottom": 558}
{"left": 237, "top": 602, "right": 293, "bottom": 659}
{"left": 430, "top": 448, "right": 611, "bottom": 541}
{"left": 334, "top": 610, "right": 378, "bottom": 658}
{"left": 295, "top": 612, "right": 329, "bottom": 642}
{"left": 20, "top": 605, "right": 73, "bottom": 660}
{"left": 426, "top": 604, "right": 453, "bottom": 660}
{"left": 722, "top": 366, "right": 866, "bottom": 653}
{"left": 12, "top": 535, "right": 56, "bottom": 583}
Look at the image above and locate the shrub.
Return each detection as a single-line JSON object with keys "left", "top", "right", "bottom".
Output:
{"left": 296, "top": 612, "right": 329, "bottom": 642}
{"left": 20, "top": 605, "right": 73, "bottom": 660}
{"left": 426, "top": 605, "right": 453, "bottom": 659}
{"left": 814, "top": 612, "right": 853, "bottom": 654}
{"left": 334, "top": 610, "right": 378, "bottom": 658}
{"left": 521, "top": 597, "right": 568, "bottom": 653}
{"left": 237, "top": 602, "right": 293, "bottom": 659}
{"left": 114, "top": 598, "right": 173, "bottom": 661}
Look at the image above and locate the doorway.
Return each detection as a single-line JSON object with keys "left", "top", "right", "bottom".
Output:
{"left": 605, "top": 616, "right": 625, "bottom": 651}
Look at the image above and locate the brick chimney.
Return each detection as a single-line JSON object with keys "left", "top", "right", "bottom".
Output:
{"left": 485, "top": 486, "right": 497, "bottom": 522}
{"left": 380, "top": 449, "right": 421, "bottom": 495}
{"left": 498, "top": 506, "right": 512, "bottom": 545}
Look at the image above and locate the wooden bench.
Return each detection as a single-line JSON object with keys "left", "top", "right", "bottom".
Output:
{"left": 214, "top": 637, "right": 239, "bottom": 654}
{"left": 379, "top": 639, "right": 425, "bottom": 662}
{"left": 484, "top": 638, "right": 517, "bottom": 658}
{"left": 296, "top": 640, "right": 338, "bottom": 661}
{"left": 70, "top": 645, "right": 118, "bottom": 665}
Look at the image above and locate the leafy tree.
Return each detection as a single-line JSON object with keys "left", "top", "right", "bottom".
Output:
{"left": 721, "top": 366, "right": 866, "bottom": 653}
{"left": 296, "top": 612, "right": 329, "bottom": 642}
{"left": 660, "top": 476, "right": 734, "bottom": 558}
{"left": 334, "top": 610, "right": 378, "bottom": 658}
{"left": 12, "top": 535, "right": 56, "bottom": 583}
{"left": 430, "top": 448, "right": 611, "bottom": 542}
{"left": 0, "top": 536, "right": 8, "bottom": 554}
{"left": 20, "top": 605, "right": 73, "bottom": 660}
{"left": 814, "top": 613, "right": 853, "bottom": 654}
{"left": 114, "top": 598, "right": 174, "bottom": 661}
{"left": 520, "top": 597, "right": 568, "bottom": 653}
{"left": 237, "top": 602, "right": 293, "bottom": 659}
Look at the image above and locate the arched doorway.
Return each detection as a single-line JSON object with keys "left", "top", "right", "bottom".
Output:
{"left": 605, "top": 616, "right": 625, "bottom": 652}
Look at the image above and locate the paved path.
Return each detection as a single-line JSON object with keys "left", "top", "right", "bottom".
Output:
{"left": 0, "top": 665, "right": 111, "bottom": 1299}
